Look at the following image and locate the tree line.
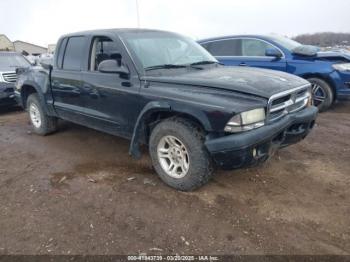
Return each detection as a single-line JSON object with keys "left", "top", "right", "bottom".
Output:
{"left": 293, "top": 32, "right": 350, "bottom": 47}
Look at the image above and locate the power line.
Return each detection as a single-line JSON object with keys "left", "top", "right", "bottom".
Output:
{"left": 136, "top": 0, "right": 140, "bottom": 28}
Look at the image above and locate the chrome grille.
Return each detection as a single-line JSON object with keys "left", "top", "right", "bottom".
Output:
{"left": 2, "top": 72, "right": 17, "bottom": 83}
{"left": 267, "top": 84, "right": 311, "bottom": 122}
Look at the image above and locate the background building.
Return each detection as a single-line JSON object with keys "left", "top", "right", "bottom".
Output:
{"left": 13, "top": 40, "right": 47, "bottom": 55}
{"left": 0, "top": 34, "right": 15, "bottom": 51}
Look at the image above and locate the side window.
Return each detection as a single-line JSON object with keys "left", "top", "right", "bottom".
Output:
{"left": 56, "top": 38, "right": 67, "bottom": 69}
{"left": 204, "top": 39, "right": 242, "bottom": 56}
{"left": 242, "top": 39, "right": 279, "bottom": 57}
{"left": 62, "top": 36, "right": 85, "bottom": 71}
{"left": 89, "top": 37, "right": 121, "bottom": 71}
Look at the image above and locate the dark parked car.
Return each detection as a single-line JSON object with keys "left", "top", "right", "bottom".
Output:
{"left": 15, "top": 29, "right": 317, "bottom": 190}
{"left": 198, "top": 35, "right": 350, "bottom": 111}
{"left": 0, "top": 52, "right": 30, "bottom": 107}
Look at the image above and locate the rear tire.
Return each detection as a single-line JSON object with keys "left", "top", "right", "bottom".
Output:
{"left": 149, "top": 118, "right": 213, "bottom": 191}
{"left": 27, "top": 93, "right": 58, "bottom": 135}
{"left": 307, "top": 78, "right": 334, "bottom": 112}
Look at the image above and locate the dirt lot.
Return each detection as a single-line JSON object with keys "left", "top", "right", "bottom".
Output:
{"left": 0, "top": 103, "right": 349, "bottom": 255}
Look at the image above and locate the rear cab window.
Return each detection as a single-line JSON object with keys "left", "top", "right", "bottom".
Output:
{"left": 56, "top": 38, "right": 68, "bottom": 69}
{"left": 61, "top": 36, "right": 86, "bottom": 71}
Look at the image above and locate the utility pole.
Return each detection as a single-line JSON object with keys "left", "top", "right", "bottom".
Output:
{"left": 136, "top": 0, "right": 140, "bottom": 28}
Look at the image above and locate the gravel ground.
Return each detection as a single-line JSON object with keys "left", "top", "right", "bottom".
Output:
{"left": 0, "top": 103, "right": 349, "bottom": 255}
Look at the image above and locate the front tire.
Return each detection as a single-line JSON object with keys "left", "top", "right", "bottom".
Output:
{"left": 307, "top": 78, "right": 334, "bottom": 112}
{"left": 149, "top": 118, "right": 213, "bottom": 191}
{"left": 27, "top": 93, "right": 58, "bottom": 135}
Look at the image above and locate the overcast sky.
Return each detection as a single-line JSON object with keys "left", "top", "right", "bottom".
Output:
{"left": 0, "top": 0, "right": 349, "bottom": 47}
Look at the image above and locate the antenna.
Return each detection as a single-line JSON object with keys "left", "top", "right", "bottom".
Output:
{"left": 136, "top": 0, "right": 140, "bottom": 28}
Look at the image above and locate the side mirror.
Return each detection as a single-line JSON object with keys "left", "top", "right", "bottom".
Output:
{"left": 98, "top": 59, "right": 129, "bottom": 74}
{"left": 265, "top": 48, "right": 283, "bottom": 58}
{"left": 40, "top": 61, "right": 53, "bottom": 70}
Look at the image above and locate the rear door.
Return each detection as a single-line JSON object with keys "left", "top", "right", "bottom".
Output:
{"left": 51, "top": 36, "right": 87, "bottom": 120}
{"left": 201, "top": 39, "right": 242, "bottom": 66}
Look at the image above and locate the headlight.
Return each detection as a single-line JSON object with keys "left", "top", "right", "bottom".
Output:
{"left": 0, "top": 73, "right": 4, "bottom": 83}
{"left": 224, "top": 108, "right": 265, "bottom": 133}
{"left": 332, "top": 63, "right": 350, "bottom": 72}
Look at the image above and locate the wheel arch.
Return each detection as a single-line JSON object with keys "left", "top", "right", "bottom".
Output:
{"left": 301, "top": 73, "right": 337, "bottom": 100}
{"left": 20, "top": 81, "right": 55, "bottom": 115}
{"left": 129, "top": 101, "right": 212, "bottom": 159}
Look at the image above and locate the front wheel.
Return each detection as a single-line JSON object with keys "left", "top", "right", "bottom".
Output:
{"left": 149, "top": 118, "right": 213, "bottom": 191}
{"left": 307, "top": 78, "right": 334, "bottom": 112}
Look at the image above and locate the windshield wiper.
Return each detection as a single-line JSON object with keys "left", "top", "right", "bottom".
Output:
{"left": 145, "top": 64, "right": 187, "bottom": 71}
{"left": 190, "top": 61, "right": 220, "bottom": 66}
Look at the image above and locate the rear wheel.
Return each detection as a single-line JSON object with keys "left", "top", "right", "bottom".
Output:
{"left": 27, "top": 93, "right": 58, "bottom": 135}
{"left": 149, "top": 118, "right": 213, "bottom": 191}
{"left": 307, "top": 78, "right": 334, "bottom": 112}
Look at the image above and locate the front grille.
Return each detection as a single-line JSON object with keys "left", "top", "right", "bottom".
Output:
{"left": 267, "top": 84, "right": 311, "bottom": 122}
{"left": 2, "top": 72, "right": 17, "bottom": 83}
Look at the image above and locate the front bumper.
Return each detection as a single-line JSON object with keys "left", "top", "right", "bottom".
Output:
{"left": 0, "top": 82, "right": 16, "bottom": 106}
{"left": 205, "top": 106, "right": 318, "bottom": 170}
{"left": 330, "top": 70, "right": 350, "bottom": 100}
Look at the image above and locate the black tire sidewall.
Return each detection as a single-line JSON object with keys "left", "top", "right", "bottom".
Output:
{"left": 308, "top": 78, "right": 333, "bottom": 112}
{"left": 27, "top": 94, "right": 49, "bottom": 135}
{"left": 149, "top": 119, "right": 212, "bottom": 191}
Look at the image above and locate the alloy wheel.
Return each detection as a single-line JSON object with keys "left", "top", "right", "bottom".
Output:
{"left": 157, "top": 135, "right": 190, "bottom": 178}
{"left": 311, "top": 82, "right": 326, "bottom": 107}
{"left": 29, "top": 103, "right": 42, "bottom": 128}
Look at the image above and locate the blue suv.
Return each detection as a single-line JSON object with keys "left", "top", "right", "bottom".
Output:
{"left": 198, "top": 35, "right": 350, "bottom": 111}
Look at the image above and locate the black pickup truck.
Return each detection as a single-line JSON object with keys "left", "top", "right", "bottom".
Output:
{"left": 15, "top": 29, "right": 318, "bottom": 191}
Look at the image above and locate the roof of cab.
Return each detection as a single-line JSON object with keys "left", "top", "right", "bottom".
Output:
{"left": 60, "top": 28, "right": 175, "bottom": 38}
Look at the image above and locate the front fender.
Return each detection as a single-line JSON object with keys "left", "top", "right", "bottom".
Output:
{"left": 129, "top": 100, "right": 213, "bottom": 159}
{"left": 129, "top": 101, "right": 170, "bottom": 158}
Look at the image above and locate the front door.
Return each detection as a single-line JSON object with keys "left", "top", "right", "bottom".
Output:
{"left": 239, "top": 38, "right": 287, "bottom": 72}
{"left": 80, "top": 36, "right": 141, "bottom": 138}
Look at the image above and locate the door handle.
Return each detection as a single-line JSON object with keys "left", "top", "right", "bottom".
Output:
{"left": 239, "top": 63, "right": 248, "bottom": 66}
{"left": 83, "top": 85, "right": 100, "bottom": 99}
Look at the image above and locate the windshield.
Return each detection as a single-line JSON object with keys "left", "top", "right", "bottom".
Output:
{"left": 268, "top": 35, "right": 302, "bottom": 51}
{"left": 0, "top": 54, "right": 30, "bottom": 68}
{"left": 121, "top": 31, "right": 217, "bottom": 70}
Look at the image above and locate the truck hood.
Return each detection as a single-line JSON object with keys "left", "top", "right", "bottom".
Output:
{"left": 143, "top": 66, "right": 309, "bottom": 99}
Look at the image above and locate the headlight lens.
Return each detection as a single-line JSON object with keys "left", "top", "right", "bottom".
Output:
{"left": 0, "top": 73, "right": 4, "bottom": 83}
{"left": 332, "top": 63, "right": 350, "bottom": 72}
{"left": 225, "top": 108, "right": 265, "bottom": 133}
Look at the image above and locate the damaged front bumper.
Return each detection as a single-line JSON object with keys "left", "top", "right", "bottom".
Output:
{"left": 205, "top": 106, "right": 318, "bottom": 170}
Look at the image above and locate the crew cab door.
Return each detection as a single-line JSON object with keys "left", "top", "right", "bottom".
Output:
{"left": 51, "top": 36, "right": 87, "bottom": 120}
{"left": 80, "top": 35, "right": 141, "bottom": 138}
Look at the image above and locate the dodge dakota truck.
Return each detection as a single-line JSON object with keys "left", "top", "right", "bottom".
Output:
{"left": 15, "top": 29, "right": 318, "bottom": 191}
